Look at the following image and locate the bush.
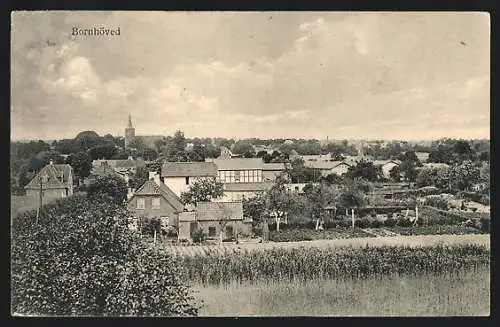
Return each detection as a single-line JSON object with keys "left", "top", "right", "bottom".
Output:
{"left": 355, "top": 217, "right": 372, "bottom": 228}
{"left": 423, "top": 196, "right": 449, "bottom": 210}
{"left": 11, "top": 195, "right": 199, "bottom": 316}
{"left": 479, "top": 218, "right": 490, "bottom": 233}
{"left": 86, "top": 175, "right": 128, "bottom": 204}
{"left": 383, "top": 218, "right": 398, "bottom": 228}
{"left": 192, "top": 228, "right": 205, "bottom": 244}
{"left": 397, "top": 218, "right": 414, "bottom": 227}
{"left": 371, "top": 220, "right": 383, "bottom": 228}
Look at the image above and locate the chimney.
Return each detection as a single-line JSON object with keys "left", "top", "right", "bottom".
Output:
{"left": 149, "top": 171, "right": 161, "bottom": 186}
{"left": 49, "top": 159, "right": 54, "bottom": 165}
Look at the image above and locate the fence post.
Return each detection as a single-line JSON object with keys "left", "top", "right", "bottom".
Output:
{"left": 351, "top": 209, "right": 355, "bottom": 229}
{"left": 154, "top": 229, "right": 157, "bottom": 246}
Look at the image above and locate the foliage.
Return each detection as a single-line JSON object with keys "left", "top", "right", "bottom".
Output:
{"left": 129, "top": 166, "right": 150, "bottom": 190}
{"left": 66, "top": 151, "right": 92, "bottom": 183}
{"left": 423, "top": 196, "right": 450, "bottom": 210}
{"left": 192, "top": 228, "right": 205, "bottom": 244}
{"left": 288, "top": 158, "right": 318, "bottom": 183}
{"left": 269, "top": 228, "right": 371, "bottom": 242}
{"left": 88, "top": 142, "right": 118, "bottom": 160}
{"left": 87, "top": 175, "right": 128, "bottom": 204}
{"left": 242, "top": 193, "right": 267, "bottom": 223}
{"left": 346, "top": 160, "right": 382, "bottom": 182}
{"left": 174, "top": 245, "right": 489, "bottom": 286}
{"left": 11, "top": 195, "right": 199, "bottom": 316}
{"left": 180, "top": 177, "right": 224, "bottom": 205}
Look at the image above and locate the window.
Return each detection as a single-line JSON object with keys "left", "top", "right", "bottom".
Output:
{"left": 137, "top": 198, "right": 145, "bottom": 209}
{"left": 185, "top": 177, "right": 190, "bottom": 185}
{"left": 152, "top": 197, "right": 161, "bottom": 209}
{"left": 208, "top": 226, "right": 216, "bottom": 237}
{"left": 235, "top": 171, "right": 240, "bottom": 182}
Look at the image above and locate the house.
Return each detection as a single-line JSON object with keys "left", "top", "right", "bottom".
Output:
{"left": 92, "top": 156, "right": 146, "bottom": 174}
{"left": 213, "top": 158, "right": 267, "bottom": 183}
{"left": 285, "top": 183, "right": 310, "bottom": 194}
{"left": 177, "top": 201, "right": 252, "bottom": 241}
{"left": 24, "top": 160, "right": 74, "bottom": 201}
{"left": 127, "top": 173, "right": 185, "bottom": 227}
{"left": 262, "top": 162, "right": 288, "bottom": 181}
{"left": 304, "top": 160, "right": 352, "bottom": 177}
{"left": 415, "top": 152, "right": 431, "bottom": 163}
{"left": 221, "top": 181, "right": 275, "bottom": 201}
{"left": 373, "top": 160, "right": 402, "bottom": 178}
{"left": 161, "top": 162, "right": 218, "bottom": 197}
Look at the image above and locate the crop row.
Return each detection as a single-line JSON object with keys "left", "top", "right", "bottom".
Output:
{"left": 269, "top": 228, "right": 371, "bottom": 242}
{"left": 173, "top": 244, "right": 490, "bottom": 286}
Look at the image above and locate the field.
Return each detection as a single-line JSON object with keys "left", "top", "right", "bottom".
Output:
{"left": 194, "top": 267, "right": 490, "bottom": 316}
{"left": 160, "top": 234, "right": 490, "bottom": 257}
{"left": 173, "top": 243, "right": 490, "bottom": 316}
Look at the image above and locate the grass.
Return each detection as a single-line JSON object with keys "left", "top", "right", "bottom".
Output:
{"left": 11, "top": 195, "right": 39, "bottom": 218}
{"left": 193, "top": 267, "right": 490, "bottom": 316}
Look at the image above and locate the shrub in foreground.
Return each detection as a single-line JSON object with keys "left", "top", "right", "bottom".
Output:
{"left": 11, "top": 195, "right": 199, "bottom": 316}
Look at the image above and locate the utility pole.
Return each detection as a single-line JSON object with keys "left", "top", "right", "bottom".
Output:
{"left": 36, "top": 175, "right": 43, "bottom": 225}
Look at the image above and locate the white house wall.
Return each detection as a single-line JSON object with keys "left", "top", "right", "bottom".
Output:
{"left": 162, "top": 176, "right": 210, "bottom": 197}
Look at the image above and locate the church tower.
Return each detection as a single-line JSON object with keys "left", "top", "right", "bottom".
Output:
{"left": 124, "top": 114, "right": 135, "bottom": 148}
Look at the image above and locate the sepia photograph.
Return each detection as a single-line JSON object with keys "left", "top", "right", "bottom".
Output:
{"left": 10, "top": 11, "right": 490, "bottom": 317}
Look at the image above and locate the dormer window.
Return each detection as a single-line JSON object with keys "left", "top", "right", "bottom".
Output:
{"left": 41, "top": 174, "right": 48, "bottom": 183}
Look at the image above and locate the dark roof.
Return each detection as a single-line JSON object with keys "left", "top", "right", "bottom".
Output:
{"left": 224, "top": 182, "right": 274, "bottom": 192}
{"left": 25, "top": 163, "right": 72, "bottom": 190}
{"left": 304, "top": 160, "right": 350, "bottom": 170}
{"left": 195, "top": 201, "right": 243, "bottom": 221}
{"left": 115, "top": 158, "right": 145, "bottom": 169}
{"left": 131, "top": 180, "right": 184, "bottom": 212}
{"left": 262, "top": 163, "right": 287, "bottom": 171}
{"left": 213, "top": 158, "right": 264, "bottom": 170}
{"left": 91, "top": 165, "right": 122, "bottom": 177}
{"left": 161, "top": 162, "right": 218, "bottom": 177}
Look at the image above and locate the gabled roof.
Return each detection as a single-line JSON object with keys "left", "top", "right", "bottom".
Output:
{"left": 161, "top": 162, "right": 218, "bottom": 177}
{"left": 224, "top": 181, "right": 274, "bottom": 192}
{"left": 213, "top": 158, "right": 264, "bottom": 170}
{"left": 91, "top": 165, "right": 121, "bottom": 177}
{"left": 25, "top": 163, "right": 72, "bottom": 190}
{"left": 195, "top": 201, "right": 244, "bottom": 221}
{"left": 304, "top": 160, "right": 351, "bottom": 170}
{"left": 131, "top": 180, "right": 184, "bottom": 212}
{"left": 373, "top": 160, "right": 402, "bottom": 166}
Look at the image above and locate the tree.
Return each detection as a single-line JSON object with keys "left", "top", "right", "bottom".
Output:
{"left": 232, "top": 141, "right": 255, "bottom": 158}
{"left": 129, "top": 166, "right": 150, "bottom": 190}
{"left": 288, "top": 158, "right": 318, "bottom": 183}
{"left": 128, "top": 137, "right": 147, "bottom": 151}
{"left": 180, "top": 178, "right": 224, "bottom": 205}
{"left": 11, "top": 195, "right": 199, "bottom": 316}
{"left": 389, "top": 165, "right": 401, "bottom": 182}
{"left": 448, "top": 160, "right": 481, "bottom": 193}
{"left": 303, "top": 182, "right": 337, "bottom": 221}
{"left": 87, "top": 175, "right": 128, "bottom": 204}
{"left": 74, "top": 131, "right": 102, "bottom": 151}
{"left": 242, "top": 193, "right": 267, "bottom": 223}
{"left": 67, "top": 151, "right": 92, "bottom": 184}
{"left": 346, "top": 160, "right": 381, "bottom": 182}
{"left": 337, "top": 178, "right": 372, "bottom": 209}
{"left": 88, "top": 143, "right": 118, "bottom": 160}
{"left": 398, "top": 151, "right": 422, "bottom": 184}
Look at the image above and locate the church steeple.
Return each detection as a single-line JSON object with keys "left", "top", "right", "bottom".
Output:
{"left": 125, "top": 114, "right": 136, "bottom": 149}
{"left": 127, "top": 114, "right": 133, "bottom": 128}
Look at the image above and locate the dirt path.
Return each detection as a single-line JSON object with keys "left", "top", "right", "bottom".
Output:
{"left": 163, "top": 234, "right": 490, "bottom": 256}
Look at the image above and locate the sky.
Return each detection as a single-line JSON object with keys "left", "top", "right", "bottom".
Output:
{"left": 11, "top": 11, "right": 490, "bottom": 141}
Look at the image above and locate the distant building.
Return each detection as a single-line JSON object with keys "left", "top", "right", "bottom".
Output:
{"left": 124, "top": 114, "right": 135, "bottom": 149}
{"left": 373, "top": 160, "right": 402, "bottom": 178}
{"left": 161, "top": 162, "right": 218, "bottom": 197}
{"left": 304, "top": 160, "right": 352, "bottom": 177}
{"left": 415, "top": 152, "right": 431, "bottom": 163}
{"left": 92, "top": 157, "right": 146, "bottom": 175}
{"left": 24, "top": 161, "right": 74, "bottom": 201}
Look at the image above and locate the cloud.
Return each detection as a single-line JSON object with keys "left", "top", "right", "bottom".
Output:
{"left": 10, "top": 12, "right": 490, "bottom": 140}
